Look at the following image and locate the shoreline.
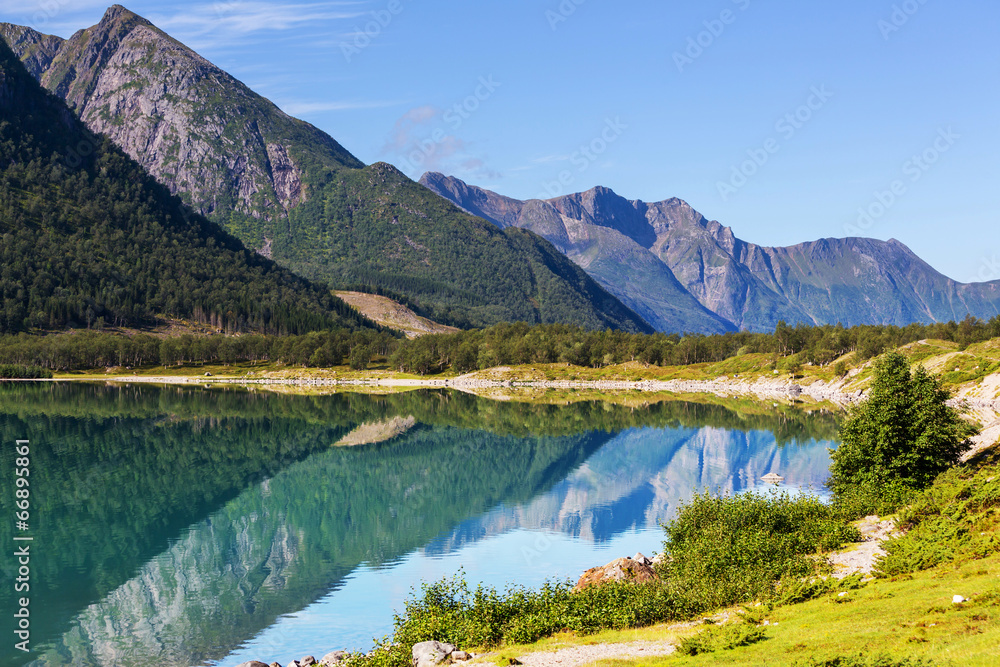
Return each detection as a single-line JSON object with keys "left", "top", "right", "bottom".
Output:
{"left": 29, "top": 369, "right": 1000, "bottom": 456}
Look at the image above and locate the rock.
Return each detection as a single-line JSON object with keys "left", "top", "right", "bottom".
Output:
{"left": 788, "top": 384, "right": 802, "bottom": 397}
{"left": 953, "top": 595, "right": 966, "bottom": 604}
{"left": 321, "top": 651, "right": 348, "bottom": 666}
{"left": 412, "top": 641, "right": 456, "bottom": 667}
{"left": 451, "top": 651, "right": 472, "bottom": 661}
{"left": 270, "top": 663, "right": 282, "bottom": 667}
{"left": 574, "top": 556, "right": 659, "bottom": 591}
{"left": 301, "top": 657, "right": 317, "bottom": 666}
{"left": 235, "top": 662, "right": 269, "bottom": 667}
{"left": 632, "top": 552, "right": 652, "bottom": 566}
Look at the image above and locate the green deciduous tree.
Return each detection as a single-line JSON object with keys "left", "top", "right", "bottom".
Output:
{"left": 828, "top": 351, "right": 979, "bottom": 513}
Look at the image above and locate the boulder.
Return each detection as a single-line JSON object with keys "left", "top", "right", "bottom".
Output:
{"left": 301, "top": 657, "right": 317, "bottom": 666}
{"left": 574, "top": 556, "right": 658, "bottom": 591}
{"left": 412, "top": 641, "right": 456, "bottom": 667}
{"left": 632, "top": 552, "right": 652, "bottom": 566}
{"left": 451, "top": 651, "right": 472, "bottom": 661}
{"left": 235, "top": 662, "right": 269, "bottom": 667}
{"left": 321, "top": 651, "right": 348, "bottom": 666}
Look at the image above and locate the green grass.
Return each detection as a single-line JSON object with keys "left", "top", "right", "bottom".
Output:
{"left": 589, "top": 553, "right": 1000, "bottom": 666}
{"left": 876, "top": 446, "right": 1000, "bottom": 577}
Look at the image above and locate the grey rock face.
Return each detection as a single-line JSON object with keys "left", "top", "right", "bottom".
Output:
{"left": 1, "top": 5, "right": 360, "bottom": 233}
{"left": 419, "top": 173, "right": 734, "bottom": 334}
{"left": 421, "top": 172, "right": 1000, "bottom": 332}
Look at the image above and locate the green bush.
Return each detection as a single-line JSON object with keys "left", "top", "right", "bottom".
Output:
{"left": 876, "top": 445, "right": 1000, "bottom": 577}
{"left": 344, "top": 574, "right": 687, "bottom": 667}
{"left": 795, "top": 655, "right": 936, "bottom": 666}
{"left": 774, "top": 573, "right": 867, "bottom": 606}
{"left": 829, "top": 352, "right": 978, "bottom": 516}
{"left": 675, "top": 622, "right": 767, "bottom": 656}
{"left": 0, "top": 364, "right": 52, "bottom": 379}
{"left": 659, "top": 490, "right": 859, "bottom": 610}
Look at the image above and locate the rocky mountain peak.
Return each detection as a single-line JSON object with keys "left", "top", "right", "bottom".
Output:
{"left": 2, "top": 6, "right": 362, "bottom": 237}
{"left": 548, "top": 185, "right": 657, "bottom": 249}
{"left": 102, "top": 4, "right": 143, "bottom": 23}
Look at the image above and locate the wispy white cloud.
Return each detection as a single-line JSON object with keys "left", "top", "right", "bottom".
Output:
{"left": 531, "top": 154, "right": 571, "bottom": 164}
{"left": 279, "top": 99, "right": 402, "bottom": 115}
{"left": 0, "top": 0, "right": 111, "bottom": 37}
{"left": 146, "top": 1, "right": 366, "bottom": 45}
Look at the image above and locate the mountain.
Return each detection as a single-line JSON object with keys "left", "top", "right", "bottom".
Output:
{"left": 1, "top": 7, "right": 651, "bottom": 333}
{"left": 0, "top": 36, "right": 369, "bottom": 334}
{"left": 420, "top": 173, "right": 735, "bottom": 334}
{"left": 420, "top": 172, "right": 1000, "bottom": 332}
{"left": 1, "top": 5, "right": 362, "bottom": 223}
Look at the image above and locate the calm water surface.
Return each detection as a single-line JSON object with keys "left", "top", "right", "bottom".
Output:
{"left": 0, "top": 383, "right": 840, "bottom": 667}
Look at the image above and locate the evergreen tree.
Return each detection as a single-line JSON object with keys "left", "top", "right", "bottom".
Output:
{"left": 828, "top": 351, "right": 979, "bottom": 511}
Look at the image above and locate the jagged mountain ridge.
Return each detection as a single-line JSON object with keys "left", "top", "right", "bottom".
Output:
{"left": 420, "top": 172, "right": 1000, "bottom": 332}
{"left": 2, "top": 6, "right": 651, "bottom": 333}
{"left": 420, "top": 173, "right": 736, "bottom": 334}
{"left": 0, "top": 6, "right": 362, "bottom": 226}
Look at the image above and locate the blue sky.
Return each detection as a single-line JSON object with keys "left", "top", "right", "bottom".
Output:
{"left": 4, "top": 0, "right": 999, "bottom": 282}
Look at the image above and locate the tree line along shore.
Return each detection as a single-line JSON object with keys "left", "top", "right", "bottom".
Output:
{"left": 1, "top": 317, "right": 999, "bottom": 378}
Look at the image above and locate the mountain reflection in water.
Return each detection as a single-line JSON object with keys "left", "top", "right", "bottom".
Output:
{"left": 0, "top": 383, "right": 838, "bottom": 667}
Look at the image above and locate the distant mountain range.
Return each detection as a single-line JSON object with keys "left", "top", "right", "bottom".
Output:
{"left": 420, "top": 172, "right": 1000, "bottom": 332}
{"left": 1, "top": 6, "right": 651, "bottom": 334}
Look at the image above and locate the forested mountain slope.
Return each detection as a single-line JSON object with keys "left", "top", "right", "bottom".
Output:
{"left": 0, "top": 38, "right": 369, "bottom": 334}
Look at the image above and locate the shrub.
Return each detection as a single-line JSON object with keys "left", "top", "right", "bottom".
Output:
{"left": 795, "top": 655, "right": 935, "bottom": 666}
{"left": 675, "top": 622, "right": 767, "bottom": 656}
{"left": 0, "top": 364, "right": 52, "bottom": 378}
{"left": 659, "top": 490, "right": 859, "bottom": 610}
{"left": 829, "top": 352, "right": 978, "bottom": 515}
{"left": 875, "top": 444, "right": 1000, "bottom": 577}
{"left": 344, "top": 573, "right": 687, "bottom": 667}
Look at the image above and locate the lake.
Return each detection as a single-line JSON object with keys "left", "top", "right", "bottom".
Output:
{"left": 0, "top": 383, "right": 840, "bottom": 667}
